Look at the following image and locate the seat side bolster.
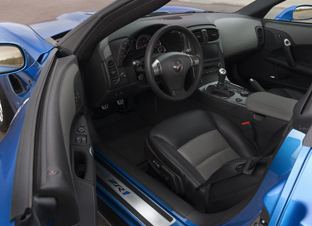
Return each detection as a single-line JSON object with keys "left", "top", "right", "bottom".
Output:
{"left": 210, "top": 112, "right": 259, "bottom": 157}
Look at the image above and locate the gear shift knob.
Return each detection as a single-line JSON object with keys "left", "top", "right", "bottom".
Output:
{"left": 217, "top": 68, "right": 227, "bottom": 87}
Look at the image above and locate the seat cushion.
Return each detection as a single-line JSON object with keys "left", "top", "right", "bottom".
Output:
{"left": 268, "top": 88, "right": 304, "bottom": 100}
{"left": 145, "top": 110, "right": 258, "bottom": 203}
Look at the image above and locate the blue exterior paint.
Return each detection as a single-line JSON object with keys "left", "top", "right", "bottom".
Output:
{"left": 264, "top": 130, "right": 304, "bottom": 217}
{"left": 268, "top": 144, "right": 312, "bottom": 226}
{"left": 0, "top": 98, "right": 29, "bottom": 226}
{"left": 29, "top": 11, "right": 97, "bottom": 40}
{"left": 275, "top": 5, "right": 298, "bottom": 22}
{"left": 278, "top": 148, "right": 312, "bottom": 225}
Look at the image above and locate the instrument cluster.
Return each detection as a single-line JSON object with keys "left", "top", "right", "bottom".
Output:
{"left": 113, "top": 30, "right": 186, "bottom": 67}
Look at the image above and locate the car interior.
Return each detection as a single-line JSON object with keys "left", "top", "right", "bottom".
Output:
{"left": 10, "top": 0, "right": 312, "bottom": 225}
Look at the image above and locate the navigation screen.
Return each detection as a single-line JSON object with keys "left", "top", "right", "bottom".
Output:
{"left": 202, "top": 43, "right": 219, "bottom": 60}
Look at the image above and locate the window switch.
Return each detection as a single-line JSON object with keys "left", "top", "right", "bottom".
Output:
{"left": 75, "top": 135, "right": 87, "bottom": 144}
{"left": 75, "top": 135, "right": 82, "bottom": 143}
{"left": 81, "top": 135, "right": 87, "bottom": 144}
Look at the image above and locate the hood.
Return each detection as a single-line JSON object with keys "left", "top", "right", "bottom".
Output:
{"left": 29, "top": 10, "right": 98, "bottom": 40}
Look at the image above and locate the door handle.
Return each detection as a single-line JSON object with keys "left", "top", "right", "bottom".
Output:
{"left": 283, "top": 38, "right": 296, "bottom": 67}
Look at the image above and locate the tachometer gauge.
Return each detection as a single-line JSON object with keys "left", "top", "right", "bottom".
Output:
{"left": 136, "top": 34, "right": 151, "bottom": 50}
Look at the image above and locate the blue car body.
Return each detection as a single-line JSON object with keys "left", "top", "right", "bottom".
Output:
{"left": 0, "top": 4, "right": 312, "bottom": 226}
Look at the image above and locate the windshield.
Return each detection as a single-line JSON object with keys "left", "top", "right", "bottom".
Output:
{"left": 0, "top": 0, "right": 255, "bottom": 24}
{"left": 0, "top": 0, "right": 306, "bottom": 25}
{"left": 165, "top": 0, "right": 255, "bottom": 13}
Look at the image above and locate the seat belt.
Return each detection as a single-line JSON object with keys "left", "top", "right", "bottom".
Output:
{"left": 241, "top": 121, "right": 261, "bottom": 156}
{"left": 194, "top": 156, "right": 270, "bottom": 212}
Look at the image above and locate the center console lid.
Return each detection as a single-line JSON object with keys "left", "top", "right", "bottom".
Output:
{"left": 246, "top": 92, "right": 298, "bottom": 122}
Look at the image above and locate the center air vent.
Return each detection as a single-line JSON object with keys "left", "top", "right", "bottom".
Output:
{"left": 206, "top": 29, "right": 219, "bottom": 41}
{"left": 192, "top": 28, "right": 219, "bottom": 43}
{"left": 192, "top": 29, "right": 204, "bottom": 43}
{"left": 8, "top": 74, "right": 25, "bottom": 95}
{"left": 107, "top": 60, "right": 120, "bottom": 84}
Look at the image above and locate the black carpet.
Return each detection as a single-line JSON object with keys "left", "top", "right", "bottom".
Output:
{"left": 95, "top": 112, "right": 151, "bottom": 166}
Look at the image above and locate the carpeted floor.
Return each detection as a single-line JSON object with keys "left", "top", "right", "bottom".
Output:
{"left": 95, "top": 112, "right": 151, "bottom": 166}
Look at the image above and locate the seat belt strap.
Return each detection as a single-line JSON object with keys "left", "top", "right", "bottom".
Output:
{"left": 241, "top": 121, "right": 261, "bottom": 155}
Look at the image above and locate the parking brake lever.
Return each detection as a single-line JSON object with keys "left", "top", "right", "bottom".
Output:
{"left": 249, "top": 78, "right": 265, "bottom": 92}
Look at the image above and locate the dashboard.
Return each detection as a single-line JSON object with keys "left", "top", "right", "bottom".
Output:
{"left": 85, "top": 12, "right": 263, "bottom": 108}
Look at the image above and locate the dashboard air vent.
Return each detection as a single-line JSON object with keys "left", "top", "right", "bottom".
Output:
{"left": 192, "top": 28, "right": 219, "bottom": 43}
{"left": 8, "top": 74, "right": 24, "bottom": 95}
{"left": 107, "top": 60, "right": 120, "bottom": 84}
{"left": 257, "top": 27, "right": 264, "bottom": 45}
{"left": 192, "top": 29, "right": 204, "bottom": 43}
{"left": 206, "top": 29, "right": 219, "bottom": 42}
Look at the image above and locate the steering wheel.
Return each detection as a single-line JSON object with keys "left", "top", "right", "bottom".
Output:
{"left": 145, "top": 25, "right": 203, "bottom": 101}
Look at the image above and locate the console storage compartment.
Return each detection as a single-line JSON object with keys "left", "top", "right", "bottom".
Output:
{"left": 246, "top": 92, "right": 298, "bottom": 122}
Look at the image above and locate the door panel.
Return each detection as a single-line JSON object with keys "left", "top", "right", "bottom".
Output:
{"left": 236, "top": 20, "right": 312, "bottom": 93}
{"left": 30, "top": 55, "right": 96, "bottom": 225}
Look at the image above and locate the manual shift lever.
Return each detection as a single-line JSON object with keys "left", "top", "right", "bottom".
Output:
{"left": 206, "top": 68, "right": 234, "bottom": 97}
{"left": 217, "top": 68, "right": 227, "bottom": 89}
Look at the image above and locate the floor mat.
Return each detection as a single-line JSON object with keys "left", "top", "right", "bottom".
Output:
{"left": 95, "top": 112, "right": 151, "bottom": 166}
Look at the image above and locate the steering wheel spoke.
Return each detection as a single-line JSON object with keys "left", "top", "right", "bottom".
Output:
{"left": 188, "top": 54, "right": 200, "bottom": 67}
{"left": 152, "top": 59, "right": 162, "bottom": 76}
{"left": 170, "top": 87, "right": 187, "bottom": 97}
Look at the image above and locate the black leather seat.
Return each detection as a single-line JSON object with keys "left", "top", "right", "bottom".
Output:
{"left": 268, "top": 88, "right": 304, "bottom": 100}
{"left": 145, "top": 110, "right": 280, "bottom": 213}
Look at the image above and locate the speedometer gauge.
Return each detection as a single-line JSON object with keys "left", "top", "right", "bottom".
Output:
{"left": 136, "top": 34, "right": 151, "bottom": 50}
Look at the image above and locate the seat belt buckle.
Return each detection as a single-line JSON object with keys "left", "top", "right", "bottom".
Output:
{"left": 241, "top": 121, "right": 256, "bottom": 140}
{"left": 243, "top": 158, "right": 255, "bottom": 175}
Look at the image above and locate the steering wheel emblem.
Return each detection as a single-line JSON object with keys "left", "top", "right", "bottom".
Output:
{"left": 173, "top": 60, "right": 182, "bottom": 72}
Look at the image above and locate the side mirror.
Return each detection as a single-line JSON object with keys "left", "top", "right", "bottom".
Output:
{"left": 0, "top": 44, "right": 25, "bottom": 74}
{"left": 293, "top": 5, "right": 312, "bottom": 21}
{"left": 275, "top": 4, "right": 312, "bottom": 22}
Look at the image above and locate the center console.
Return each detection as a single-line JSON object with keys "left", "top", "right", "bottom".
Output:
{"left": 199, "top": 80, "right": 250, "bottom": 106}
{"left": 192, "top": 26, "right": 250, "bottom": 106}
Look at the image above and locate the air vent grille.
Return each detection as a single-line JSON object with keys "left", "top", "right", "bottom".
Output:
{"left": 192, "top": 29, "right": 204, "bottom": 43}
{"left": 257, "top": 27, "right": 264, "bottom": 45}
{"left": 8, "top": 74, "right": 24, "bottom": 95}
{"left": 206, "top": 29, "right": 219, "bottom": 42}
{"left": 192, "top": 28, "right": 219, "bottom": 43}
{"left": 107, "top": 60, "right": 120, "bottom": 84}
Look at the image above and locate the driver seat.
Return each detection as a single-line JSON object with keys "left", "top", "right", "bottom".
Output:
{"left": 145, "top": 110, "right": 282, "bottom": 213}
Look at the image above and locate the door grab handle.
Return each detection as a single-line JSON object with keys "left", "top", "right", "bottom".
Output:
{"left": 283, "top": 38, "right": 296, "bottom": 67}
